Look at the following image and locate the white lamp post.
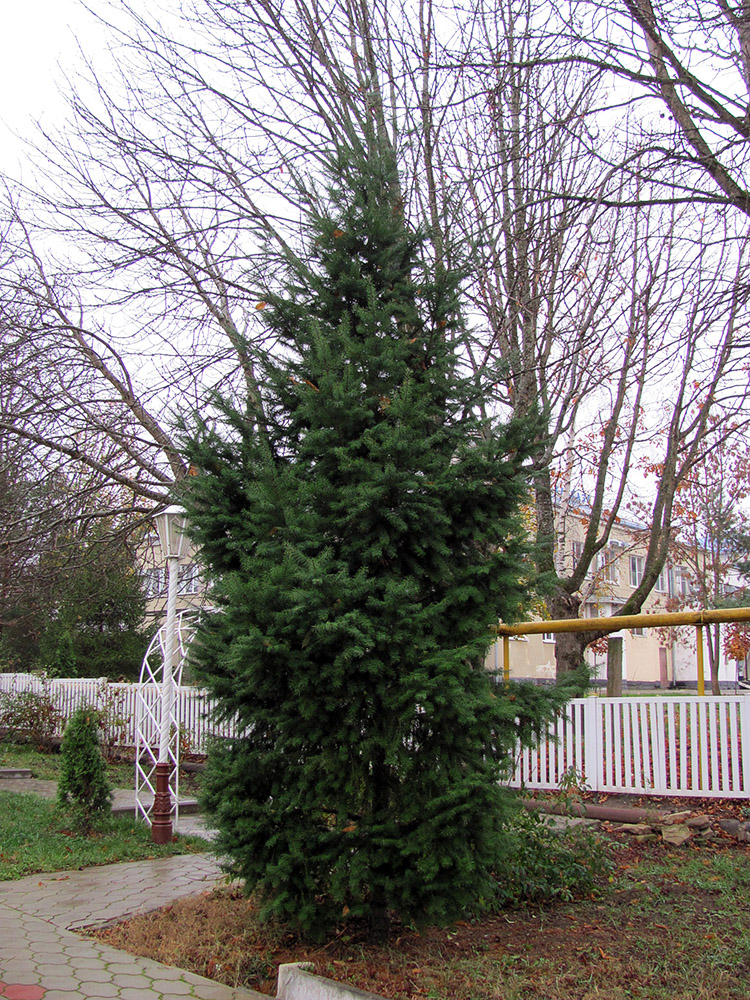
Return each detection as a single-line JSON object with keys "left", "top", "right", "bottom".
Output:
{"left": 150, "top": 504, "right": 191, "bottom": 843}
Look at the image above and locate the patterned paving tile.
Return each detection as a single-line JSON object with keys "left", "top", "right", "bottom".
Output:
{"left": 0, "top": 856, "right": 263, "bottom": 1000}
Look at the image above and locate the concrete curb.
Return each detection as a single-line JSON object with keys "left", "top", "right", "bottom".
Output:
{"left": 0, "top": 774, "right": 203, "bottom": 819}
{"left": 110, "top": 796, "right": 202, "bottom": 817}
{"left": 277, "top": 963, "right": 387, "bottom": 1000}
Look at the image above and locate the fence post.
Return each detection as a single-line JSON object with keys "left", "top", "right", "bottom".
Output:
{"left": 583, "top": 698, "right": 600, "bottom": 791}
{"left": 606, "top": 636, "right": 623, "bottom": 697}
{"left": 651, "top": 700, "right": 667, "bottom": 794}
{"left": 740, "top": 695, "right": 750, "bottom": 796}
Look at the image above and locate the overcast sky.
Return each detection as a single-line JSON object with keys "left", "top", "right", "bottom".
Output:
{"left": 0, "top": 0, "right": 106, "bottom": 171}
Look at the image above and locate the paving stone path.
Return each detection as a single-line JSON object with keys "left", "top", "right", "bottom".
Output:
{"left": 0, "top": 848, "right": 263, "bottom": 999}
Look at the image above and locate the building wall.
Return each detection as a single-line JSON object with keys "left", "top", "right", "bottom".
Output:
{"left": 486, "top": 516, "right": 744, "bottom": 688}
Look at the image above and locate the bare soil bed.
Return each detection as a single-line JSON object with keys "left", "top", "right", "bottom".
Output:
{"left": 88, "top": 809, "right": 750, "bottom": 1000}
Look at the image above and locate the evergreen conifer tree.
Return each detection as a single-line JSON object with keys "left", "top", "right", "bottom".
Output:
{"left": 182, "top": 146, "right": 554, "bottom": 940}
{"left": 57, "top": 706, "right": 113, "bottom": 835}
{"left": 50, "top": 630, "right": 76, "bottom": 678}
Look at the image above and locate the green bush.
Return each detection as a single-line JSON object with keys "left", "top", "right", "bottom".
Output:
{"left": 57, "top": 706, "right": 113, "bottom": 834}
{"left": 0, "top": 688, "right": 59, "bottom": 750}
{"left": 492, "top": 808, "right": 611, "bottom": 909}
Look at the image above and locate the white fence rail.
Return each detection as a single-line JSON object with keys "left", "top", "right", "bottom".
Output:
{"left": 509, "top": 695, "right": 750, "bottom": 798}
{"left": 3, "top": 675, "right": 750, "bottom": 798}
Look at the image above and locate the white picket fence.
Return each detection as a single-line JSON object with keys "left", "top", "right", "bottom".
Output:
{"left": 3, "top": 674, "right": 750, "bottom": 798}
{"left": 0, "top": 673, "right": 232, "bottom": 754}
{"left": 510, "top": 695, "right": 750, "bottom": 798}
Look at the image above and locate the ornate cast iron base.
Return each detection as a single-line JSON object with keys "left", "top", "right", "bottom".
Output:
{"left": 151, "top": 762, "right": 173, "bottom": 844}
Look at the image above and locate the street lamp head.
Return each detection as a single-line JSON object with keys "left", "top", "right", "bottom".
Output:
{"left": 154, "top": 504, "right": 191, "bottom": 561}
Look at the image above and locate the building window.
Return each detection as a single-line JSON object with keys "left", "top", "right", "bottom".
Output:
{"left": 142, "top": 567, "right": 166, "bottom": 597}
{"left": 673, "top": 568, "right": 692, "bottom": 599}
{"left": 596, "top": 548, "right": 619, "bottom": 583}
{"left": 655, "top": 567, "right": 669, "bottom": 593}
{"left": 571, "top": 540, "right": 591, "bottom": 577}
{"left": 178, "top": 563, "right": 202, "bottom": 595}
{"left": 542, "top": 632, "right": 556, "bottom": 643}
{"left": 629, "top": 555, "right": 645, "bottom": 588}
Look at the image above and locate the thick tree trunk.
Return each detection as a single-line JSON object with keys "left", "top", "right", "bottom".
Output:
{"left": 547, "top": 590, "right": 590, "bottom": 679}
{"left": 554, "top": 630, "right": 590, "bottom": 679}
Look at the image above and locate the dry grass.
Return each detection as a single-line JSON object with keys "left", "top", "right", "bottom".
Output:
{"left": 89, "top": 839, "right": 750, "bottom": 1000}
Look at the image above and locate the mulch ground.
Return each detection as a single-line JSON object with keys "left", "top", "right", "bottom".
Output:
{"left": 87, "top": 794, "right": 750, "bottom": 999}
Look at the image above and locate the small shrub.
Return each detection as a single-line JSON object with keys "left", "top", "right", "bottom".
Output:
{"left": 0, "top": 687, "right": 60, "bottom": 750}
{"left": 57, "top": 706, "right": 113, "bottom": 834}
{"left": 555, "top": 765, "right": 589, "bottom": 815}
{"left": 492, "top": 808, "right": 611, "bottom": 908}
{"left": 94, "top": 681, "right": 128, "bottom": 759}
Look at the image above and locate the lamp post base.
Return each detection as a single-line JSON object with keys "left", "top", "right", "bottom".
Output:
{"left": 151, "top": 762, "right": 173, "bottom": 843}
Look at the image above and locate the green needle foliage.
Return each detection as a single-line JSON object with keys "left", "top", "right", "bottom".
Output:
{"left": 57, "top": 706, "right": 113, "bottom": 835}
{"left": 51, "top": 629, "right": 76, "bottom": 678}
{"left": 181, "top": 144, "right": 557, "bottom": 940}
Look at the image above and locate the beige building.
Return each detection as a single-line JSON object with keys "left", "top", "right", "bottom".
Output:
{"left": 485, "top": 516, "right": 746, "bottom": 689}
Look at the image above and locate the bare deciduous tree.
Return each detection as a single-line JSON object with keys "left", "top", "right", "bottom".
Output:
{"left": 539, "top": 0, "right": 750, "bottom": 216}
{"left": 2, "top": 0, "right": 749, "bottom": 677}
{"left": 666, "top": 420, "right": 750, "bottom": 693}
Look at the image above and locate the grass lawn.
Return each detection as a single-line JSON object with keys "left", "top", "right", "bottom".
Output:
{"left": 0, "top": 790, "right": 209, "bottom": 880}
{"left": 0, "top": 741, "right": 203, "bottom": 796}
{"left": 91, "top": 840, "right": 750, "bottom": 1000}
{"left": 1, "top": 741, "right": 136, "bottom": 788}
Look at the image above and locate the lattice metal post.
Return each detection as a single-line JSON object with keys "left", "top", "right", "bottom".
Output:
{"left": 137, "top": 506, "right": 192, "bottom": 840}
{"left": 151, "top": 552, "right": 180, "bottom": 842}
{"left": 135, "top": 612, "right": 196, "bottom": 834}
